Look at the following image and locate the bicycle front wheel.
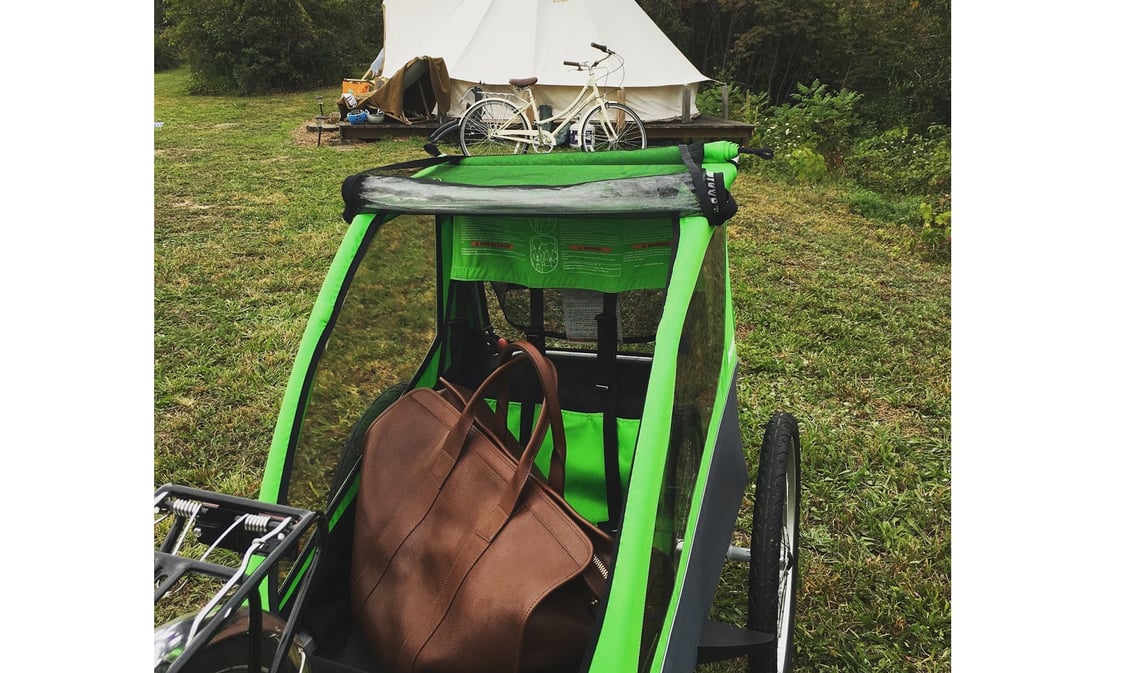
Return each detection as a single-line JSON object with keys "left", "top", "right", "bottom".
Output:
{"left": 578, "top": 102, "right": 646, "bottom": 152}
{"left": 459, "top": 98, "right": 530, "bottom": 156}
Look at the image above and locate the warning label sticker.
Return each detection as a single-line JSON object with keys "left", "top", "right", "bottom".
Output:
{"left": 451, "top": 215, "right": 672, "bottom": 292}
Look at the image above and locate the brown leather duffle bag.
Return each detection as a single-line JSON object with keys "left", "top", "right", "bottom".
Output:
{"left": 351, "top": 341, "right": 613, "bottom": 673}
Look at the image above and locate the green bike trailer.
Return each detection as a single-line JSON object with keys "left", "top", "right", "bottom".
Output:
{"left": 154, "top": 141, "right": 801, "bottom": 673}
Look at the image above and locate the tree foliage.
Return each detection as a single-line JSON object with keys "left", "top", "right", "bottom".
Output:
{"left": 162, "top": 0, "right": 383, "bottom": 94}
{"left": 160, "top": 0, "right": 949, "bottom": 130}
{"left": 155, "top": 0, "right": 180, "bottom": 71}
{"left": 638, "top": 0, "right": 950, "bottom": 128}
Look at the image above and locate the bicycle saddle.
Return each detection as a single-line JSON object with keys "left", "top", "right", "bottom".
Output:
{"left": 509, "top": 77, "right": 538, "bottom": 88}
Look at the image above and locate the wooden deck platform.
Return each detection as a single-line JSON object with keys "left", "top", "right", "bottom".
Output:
{"left": 314, "top": 114, "right": 756, "bottom": 146}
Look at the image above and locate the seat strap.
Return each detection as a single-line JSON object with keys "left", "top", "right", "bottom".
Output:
{"left": 518, "top": 289, "right": 547, "bottom": 445}
{"left": 597, "top": 292, "right": 622, "bottom": 532}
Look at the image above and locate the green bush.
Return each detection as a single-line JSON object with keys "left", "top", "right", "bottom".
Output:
{"left": 695, "top": 82, "right": 770, "bottom": 125}
{"left": 785, "top": 147, "right": 829, "bottom": 183}
{"left": 696, "top": 82, "right": 745, "bottom": 119}
{"left": 913, "top": 199, "right": 952, "bottom": 259}
{"left": 847, "top": 125, "right": 951, "bottom": 196}
{"left": 709, "top": 74, "right": 951, "bottom": 261}
{"left": 164, "top": 0, "right": 382, "bottom": 94}
{"left": 846, "top": 189, "right": 951, "bottom": 259}
{"left": 754, "top": 80, "right": 863, "bottom": 170}
{"left": 741, "top": 89, "right": 771, "bottom": 126}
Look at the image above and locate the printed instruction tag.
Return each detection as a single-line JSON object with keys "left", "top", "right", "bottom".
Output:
{"left": 561, "top": 289, "right": 623, "bottom": 342}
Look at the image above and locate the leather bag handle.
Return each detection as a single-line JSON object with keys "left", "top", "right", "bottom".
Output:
{"left": 434, "top": 342, "right": 565, "bottom": 539}
{"left": 493, "top": 341, "right": 567, "bottom": 489}
{"left": 440, "top": 344, "right": 566, "bottom": 495}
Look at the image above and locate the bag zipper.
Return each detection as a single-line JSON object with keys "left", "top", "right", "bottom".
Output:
{"left": 592, "top": 553, "right": 609, "bottom": 580}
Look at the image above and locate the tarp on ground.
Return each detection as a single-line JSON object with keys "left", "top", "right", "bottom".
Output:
{"left": 355, "top": 56, "right": 452, "bottom": 124}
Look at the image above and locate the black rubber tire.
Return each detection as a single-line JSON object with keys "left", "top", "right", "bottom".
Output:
{"left": 428, "top": 118, "right": 461, "bottom": 144}
{"left": 746, "top": 412, "right": 801, "bottom": 673}
{"left": 577, "top": 102, "right": 647, "bottom": 152}
{"left": 329, "top": 382, "right": 410, "bottom": 495}
{"left": 459, "top": 98, "right": 530, "bottom": 156}
{"left": 426, "top": 119, "right": 463, "bottom": 156}
{"left": 178, "top": 629, "right": 298, "bottom": 673}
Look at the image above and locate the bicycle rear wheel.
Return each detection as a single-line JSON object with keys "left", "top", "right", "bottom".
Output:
{"left": 578, "top": 102, "right": 646, "bottom": 152}
{"left": 459, "top": 98, "right": 530, "bottom": 156}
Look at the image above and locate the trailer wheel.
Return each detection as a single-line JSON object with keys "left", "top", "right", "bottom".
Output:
{"left": 174, "top": 611, "right": 300, "bottom": 673}
{"left": 177, "top": 634, "right": 298, "bottom": 673}
{"left": 746, "top": 412, "right": 801, "bottom": 673}
{"left": 330, "top": 382, "right": 410, "bottom": 494}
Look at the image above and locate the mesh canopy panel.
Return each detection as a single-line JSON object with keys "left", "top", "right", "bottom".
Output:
{"left": 492, "top": 283, "right": 665, "bottom": 344}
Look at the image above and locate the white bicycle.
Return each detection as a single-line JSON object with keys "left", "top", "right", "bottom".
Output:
{"left": 458, "top": 43, "right": 647, "bottom": 156}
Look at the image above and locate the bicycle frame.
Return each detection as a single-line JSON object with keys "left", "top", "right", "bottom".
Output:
{"left": 480, "top": 61, "right": 622, "bottom": 150}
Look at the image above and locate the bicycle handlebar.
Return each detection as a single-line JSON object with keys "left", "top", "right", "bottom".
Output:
{"left": 563, "top": 44, "right": 619, "bottom": 71}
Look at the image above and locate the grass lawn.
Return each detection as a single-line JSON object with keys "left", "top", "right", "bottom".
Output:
{"left": 155, "top": 67, "right": 950, "bottom": 672}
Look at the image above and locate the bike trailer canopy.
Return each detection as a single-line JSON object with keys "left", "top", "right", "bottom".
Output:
{"left": 261, "top": 141, "right": 752, "bottom": 673}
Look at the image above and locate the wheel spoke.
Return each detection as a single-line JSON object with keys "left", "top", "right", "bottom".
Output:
{"left": 460, "top": 99, "right": 527, "bottom": 156}
{"left": 580, "top": 103, "right": 646, "bottom": 152}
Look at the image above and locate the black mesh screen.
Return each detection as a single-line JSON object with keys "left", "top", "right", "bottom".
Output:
{"left": 490, "top": 282, "right": 665, "bottom": 345}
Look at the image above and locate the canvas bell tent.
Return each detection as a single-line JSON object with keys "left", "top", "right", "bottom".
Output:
{"left": 379, "top": 0, "right": 709, "bottom": 121}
